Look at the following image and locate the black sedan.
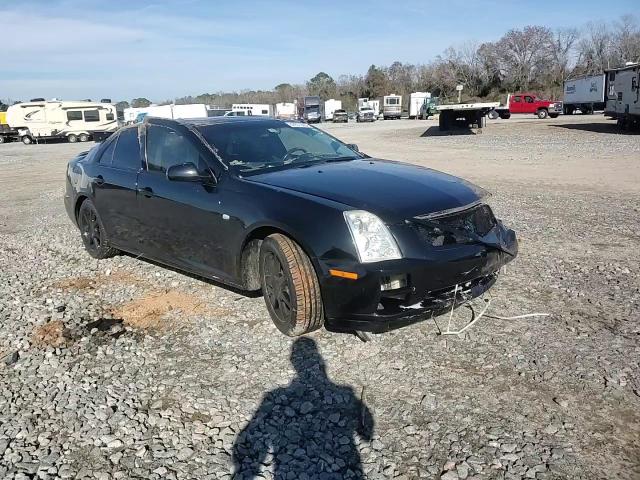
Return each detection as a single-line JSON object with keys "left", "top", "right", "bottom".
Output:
{"left": 65, "top": 116, "right": 517, "bottom": 336}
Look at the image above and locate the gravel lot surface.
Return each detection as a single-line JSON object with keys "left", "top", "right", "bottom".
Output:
{"left": 1, "top": 115, "right": 639, "bottom": 479}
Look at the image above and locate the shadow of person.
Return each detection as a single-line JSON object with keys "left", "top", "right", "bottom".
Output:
{"left": 232, "top": 337, "right": 374, "bottom": 479}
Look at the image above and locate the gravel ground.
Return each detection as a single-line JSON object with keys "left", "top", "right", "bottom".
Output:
{"left": 0, "top": 115, "right": 639, "bottom": 480}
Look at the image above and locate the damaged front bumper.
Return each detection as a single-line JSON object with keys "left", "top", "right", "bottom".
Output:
{"left": 320, "top": 205, "right": 518, "bottom": 333}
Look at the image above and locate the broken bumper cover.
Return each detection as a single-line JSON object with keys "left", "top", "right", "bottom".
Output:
{"left": 320, "top": 220, "right": 517, "bottom": 333}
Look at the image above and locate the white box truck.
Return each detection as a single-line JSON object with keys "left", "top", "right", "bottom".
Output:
{"left": 409, "top": 92, "right": 431, "bottom": 119}
{"left": 383, "top": 94, "right": 402, "bottom": 119}
{"left": 5, "top": 100, "right": 118, "bottom": 144}
{"left": 124, "top": 104, "right": 208, "bottom": 123}
{"left": 324, "top": 99, "right": 342, "bottom": 121}
{"left": 562, "top": 74, "right": 606, "bottom": 114}
{"left": 605, "top": 63, "right": 640, "bottom": 130}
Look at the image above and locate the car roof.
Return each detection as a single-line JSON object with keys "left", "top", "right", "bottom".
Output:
{"left": 145, "top": 116, "right": 286, "bottom": 129}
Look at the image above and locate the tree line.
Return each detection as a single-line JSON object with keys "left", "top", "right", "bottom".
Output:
{"left": 3, "top": 15, "right": 638, "bottom": 113}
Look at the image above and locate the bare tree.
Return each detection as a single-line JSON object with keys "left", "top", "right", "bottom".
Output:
{"left": 495, "top": 26, "right": 553, "bottom": 90}
{"left": 613, "top": 14, "right": 640, "bottom": 64}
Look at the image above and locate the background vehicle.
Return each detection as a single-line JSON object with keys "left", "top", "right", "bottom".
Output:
{"left": 224, "top": 110, "right": 250, "bottom": 117}
{"left": 275, "top": 102, "right": 296, "bottom": 119}
{"left": 232, "top": 104, "right": 273, "bottom": 116}
{"left": 508, "top": 93, "right": 562, "bottom": 119}
{"left": 124, "top": 104, "right": 209, "bottom": 123}
{"left": 356, "top": 107, "right": 376, "bottom": 122}
{"left": 437, "top": 102, "right": 499, "bottom": 130}
{"left": 324, "top": 99, "right": 342, "bottom": 121}
{"left": 65, "top": 116, "right": 516, "bottom": 338}
{"left": 298, "top": 96, "right": 322, "bottom": 123}
{"left": 409, "top": 92, "right": 430, "bottom": 119}
{"left": 207, "top": 108, "right": 232, "bottom": 117}
{"left": 418, "top": 96, "right": 439, "bottom": 119}
{"left": 605, "top": 63, "right": 640, "bottom": 130}
{"left": 0, "top": 111, "right": 19, "bottom": 144}
{"left": 383, "top": 94, "right": 402, "bottom": 119}
{"left": 563, "top": 74, "right": 606, "bottom": 114}
{"left": 6, "top": 100, "right": 118, "bottom": 144}
{"left": 332, "top": 109, "right": 348, "bottom": 123}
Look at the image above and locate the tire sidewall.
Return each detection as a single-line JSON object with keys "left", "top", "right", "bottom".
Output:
{"left": 68, "top": 134, "right": 78, "bottom": 143}
{"left": 78, "top": 200, "right": 111, "bottom": 259}
{"left": 259, "top": 237, "right": 301, "bottom": 336}
{"left": 537, "top": 109, "right": 548, "bottom": 119}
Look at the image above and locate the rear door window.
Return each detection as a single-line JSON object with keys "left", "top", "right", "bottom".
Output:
{"left": 98, "top": 137, "right": 117, "bottom": 165}
{"left": 112, "top": 128, "right": 141, "bottom": 171}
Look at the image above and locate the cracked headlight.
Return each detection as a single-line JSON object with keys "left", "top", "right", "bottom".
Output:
{"left": 344, "top": 210, "right": 402, "bottom": 263}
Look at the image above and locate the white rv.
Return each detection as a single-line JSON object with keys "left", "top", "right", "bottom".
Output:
{"left": 409, "top": 92, "right": 431, "bottom": 118}
{"left": 231, "top": 104, "right": 273, "bottom": 116}
{"left": 605, "top": 63, "right": 640, "bottom": 129}
{"left": 324, "top": 99, "right": 342, "bottom": 120}
{"left": 383, "top": 94, "right": 402, "bottom": 120}
{"left": 6, "top": 100, "right": 118, "bottom": 144}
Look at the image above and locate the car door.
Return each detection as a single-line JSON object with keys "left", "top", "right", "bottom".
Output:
{"left": 135, "top": 123, "right": 228, "bottom": 280}
{"left": 510, "top": 95, "right": 523, "bottom": 113}
{"left": 91, "top": 126, "right": 142, "bottom": 252}
{"left": 524, "top": 95, "right": 536, "bottom": 113}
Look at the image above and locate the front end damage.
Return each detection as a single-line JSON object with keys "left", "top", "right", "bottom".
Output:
{"left": 322, "top": 203, "right": 517, "bottom": 333}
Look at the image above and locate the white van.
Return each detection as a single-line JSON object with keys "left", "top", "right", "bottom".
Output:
{"left": 6, "top": 100, "right": 118, "bottom": 144}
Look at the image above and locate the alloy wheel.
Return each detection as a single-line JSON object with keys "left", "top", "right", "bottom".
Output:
{"left": 80, "top": 208, "right": 102, "bottom": 252}
{"left": 263, "top": 251, "right": 293, "bottom": 325}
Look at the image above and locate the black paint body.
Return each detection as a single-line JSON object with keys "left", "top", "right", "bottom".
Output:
{"left": 65, "top": 117, "right": 517, "bottom": 333}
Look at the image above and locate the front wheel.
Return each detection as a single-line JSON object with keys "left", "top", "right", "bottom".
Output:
{"left": 260, "top": 234, "right": 324, "bottom": 336}
{"left": 22, "top": 136, "right": 33, "bottom": 145}
{"left": 79, "top": 133, "right": 90, "bottom": 142}
{"left": 68, "top": 134, "right": 78, "bottom": 143}
{"left": 537, "top": 109, "right": 548, "bottom": 119}
{"left": 77, "top": 199, "right": 118, "bottom": 259}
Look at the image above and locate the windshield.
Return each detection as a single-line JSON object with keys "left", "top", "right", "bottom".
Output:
{"left": 197, "top": 120, "right": 361, "bottom": 174}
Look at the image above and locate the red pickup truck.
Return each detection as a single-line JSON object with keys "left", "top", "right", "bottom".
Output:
{"left": 508, "top": 93, "right": 563, "bottom": 119}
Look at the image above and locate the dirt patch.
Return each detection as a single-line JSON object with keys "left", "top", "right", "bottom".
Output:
{"left": 31, "top": 320, "right": 70, "bottom": 348}
{"left": 110, "top": 290, "right": 227, "bottom": 330}
{"left": 51, "top": 270, "right": 144, "bottom": 291}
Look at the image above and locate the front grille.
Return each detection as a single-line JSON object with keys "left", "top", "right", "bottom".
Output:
{"left": 412, "top": 204, "right": 496, "bottom": 247}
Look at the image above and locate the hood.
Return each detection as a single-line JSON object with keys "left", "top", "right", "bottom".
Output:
{"left": 246, "top": 159, "right": 486, "bottom": 222}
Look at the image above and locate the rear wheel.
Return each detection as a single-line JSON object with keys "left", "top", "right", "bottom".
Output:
{"left": 22, "top": 136, "right": 32, "bottom": 145}
{"left": 79, "top": 133, "right": 90, "bottom": 142}
{"left": 0, "top": 136, "right": 5, "bottom": 144}
{"left": 537, "top": 109, "right": 548, "bottom": 119}
{"left": 259, "top": 234, "right": 324, "bottom": 336}
{"left": 77, "top": 199, "right": 118, "bottom": 259}
{"left": 68, "top": 134, "right": 78, "bottom": 143}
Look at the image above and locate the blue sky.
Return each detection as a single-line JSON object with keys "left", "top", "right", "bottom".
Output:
{"left": 1, "top": 0, "right": 637, "bottom": 102}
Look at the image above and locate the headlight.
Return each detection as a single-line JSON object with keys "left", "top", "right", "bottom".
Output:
{"left": 344, "top": 210, "right": 402, "bottom": 263}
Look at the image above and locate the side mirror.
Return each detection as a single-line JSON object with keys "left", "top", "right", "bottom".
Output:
{"left": 347, "top": 143, "right": 359, "bottom": 152}
{"left": 167, "top": 163, "right": 213, "bottom": 183}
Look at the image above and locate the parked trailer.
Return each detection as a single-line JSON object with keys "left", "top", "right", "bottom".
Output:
{"left": 5, "top": 100, "right": 118, "bottom": 144}
{"left": 275, "top": 102, "right": 296, "bottom": 119}
{"left": 563, "top": 74, "right": 606, "bottom": 114}
{"left": 232, "top": 104, "right": 273, "bottom": 116}
{"left": 436, "top": 102, "right": 499, "bottom": 131}
{"left": 409, "top": 92, "right": 430, "bottom": 119}
{"left": 324, "top": 99, "right": 342, "bottom": 121}
{"left": 605, "top": 63, "right": 640, "bottom": 130}
{"left": 383, "top": 94, "right": 402, "bottom": 119}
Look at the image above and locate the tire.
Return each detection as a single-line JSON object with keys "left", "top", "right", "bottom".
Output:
{"left": 22, "top": 136, "right": 32, "bottom": 145}
{"left": 537, "top": 109, "right": 548, "bottom": 119}
{"left": 68, "top": 134, "right": 78, "bottom": 143}
{"left": 0, "top": 136, "right": 5, "bottom": 144}
{"left": 549, "top": 114, "right": 559, "bottom": 119}
{"left": 500, "top": 112, "right": 511, "bottom": 119}
{"left": 259, "top": 233, "right": 324, "bottom": 336}
{"left": 77, "top": 199, "right": 118, "bottom": 259}
{"left": 79, "top": 133, "right": 89, "bottom": 142}
{"left": 487, "top": 110, "right": 499, "bottom": 120}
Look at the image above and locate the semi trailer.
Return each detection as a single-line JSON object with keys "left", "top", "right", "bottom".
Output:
{"left": 563, "top": 74, "right": 606, "bottom": 114}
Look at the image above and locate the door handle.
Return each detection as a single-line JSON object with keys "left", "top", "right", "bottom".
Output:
{"left": 95, "top": 175, "right": 105, "bottom": 186}
{"left": 137, "top": 186, "right": 154, "bottom": 198}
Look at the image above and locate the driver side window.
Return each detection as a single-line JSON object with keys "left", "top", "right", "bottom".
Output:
{"left": 146, "top": 125, "right": 207, "bottom": 174}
